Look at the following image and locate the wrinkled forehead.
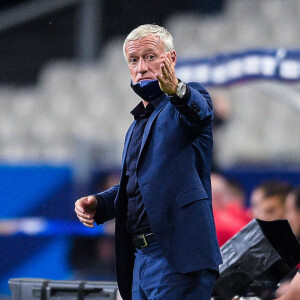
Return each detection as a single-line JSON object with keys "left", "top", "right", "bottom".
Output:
{"left": 125, "top": 35, "right": 165, "bottom": 55}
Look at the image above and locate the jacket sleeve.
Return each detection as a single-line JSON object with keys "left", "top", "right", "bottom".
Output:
{"left": 94, "top": 184, "right": 119, "bottom": 224}
{"left": 170, "top": 82, "right": 213, "bottom": 132}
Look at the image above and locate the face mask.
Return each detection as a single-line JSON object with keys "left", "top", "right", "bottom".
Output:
{"left": 131, "top": 79, "right": 163, "bottom": 102}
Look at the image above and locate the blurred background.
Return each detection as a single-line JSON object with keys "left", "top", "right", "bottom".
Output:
{"left": 0, "top": 0, "right": 300, "bottom": 298}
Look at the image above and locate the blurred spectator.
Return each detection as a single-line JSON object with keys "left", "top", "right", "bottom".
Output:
{"left": 250, "top": 180, "right": 291, "bottom": 221}
{"left": 273, "top": 187, "right": 300, "bottom": 300}
{"left": 212, "top": 173, "right": 251, "bottom": 246}
{"left": 285, "top": 186, "right": 300, "bottom": 240}
{"left": 232, "top": 270, "right": 300, "bottom": 300}
{"left": 276, "top": 270, "right": 300, "bottom": 300}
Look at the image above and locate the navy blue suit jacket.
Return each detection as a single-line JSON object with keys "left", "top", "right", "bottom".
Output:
{"left": 95, "top": 82, "right": 222, "bottom": 300}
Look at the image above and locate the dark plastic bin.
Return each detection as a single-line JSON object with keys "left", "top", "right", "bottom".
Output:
{"left": 8, "top": 278, "right": 118, "bottom": 300}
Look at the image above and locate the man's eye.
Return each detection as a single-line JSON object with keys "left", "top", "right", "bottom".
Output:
{"left": 148, "top": 55, "right": 155, "bottom": 60}
{"left": 129, "top": 58, "right": 137, "bottom": 64}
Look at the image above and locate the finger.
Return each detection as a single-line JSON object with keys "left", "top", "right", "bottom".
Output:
{"left": 162, "top": 57, "right": 176, "bottom": 81}
{"left": 156, "top": 73, "right": 163, "bottom": 81}
{"left": 75, "top": 201, "right": 84, "bottom": 214}
{"left": 156, "top": 73, "right": 165, "bottom": 86}
{"left": 161, "top": 62, "right": 169, "bottom": 79}
{"left": 161, "top": 52, "right": 173, "bottom": 68}
{"left": 161, "top": 58, "right": 173, "bottom": 79}
{"left": 77, "top": 215, "right": 94, "bottom": 224}
{"left": 166, "top": 52, "right": 174, "bottom": 64}
{"left": 75, "top": 201, "right": 86, "bottom": 215}
{"left": 163, "top": 58, "right": 175, "bottom": 77}
{"left": 84, "top": 223, "right": 94, "bottom": 228}
{"left": 156, "top": 69, "right": 168, "bottom": 84}
{"left": 77, "top": 215, "right": 95, "bottom": 227}
{"left": 163, "top": 54, "right": 172, "bottom": 68}
{"left": 83, "top": 221, "right": 94, "bottom": 228}
{"left": 75, "top": 207, "right": 93, "bottom": 220}
{"left": 160, "top": 51, "right": 170, "bottom": 60}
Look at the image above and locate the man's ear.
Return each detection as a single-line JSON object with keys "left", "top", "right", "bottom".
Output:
{"left": 170, "top": 50, "right": 177, "bottom": 65}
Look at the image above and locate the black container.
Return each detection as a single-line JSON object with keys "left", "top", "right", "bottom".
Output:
{"left": 213, "top": 219, "right": 300, "bottom": 300}
{"left": 8, "top": 278, "right": 118, "bottom": 300}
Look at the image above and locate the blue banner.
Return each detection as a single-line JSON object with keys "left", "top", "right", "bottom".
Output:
{"left": 176, "top": 48, "right": 300, "bottom": 86}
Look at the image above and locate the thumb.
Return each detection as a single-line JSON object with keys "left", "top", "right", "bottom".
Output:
{"left": 86, "top": 195, "right": 97, "bottom": 210}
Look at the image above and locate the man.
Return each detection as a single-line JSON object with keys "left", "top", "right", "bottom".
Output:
{"left": 75, "top": 24, "right": 222, "bottom": 300}
{"left": 250, "top": 180, "right": 291, "bottom": 221}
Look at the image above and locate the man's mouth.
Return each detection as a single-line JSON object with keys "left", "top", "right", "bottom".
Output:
{"left": 138, "top": 78, "right": 153, "bottom": 82}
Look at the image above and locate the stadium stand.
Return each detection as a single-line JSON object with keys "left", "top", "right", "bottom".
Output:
{"left": 0, "top": 0, "right": 300, "bottom": 168}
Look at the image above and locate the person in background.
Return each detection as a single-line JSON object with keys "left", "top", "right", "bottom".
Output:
{"left": 212, "top": 173, "right": 251, "bottom": 246}
{"left": 75, "top": 24, "right": 222, "bottom": 300}
{"left": 274, "top": 186, "right": 300, "bottom": 299}
{"left": 250, "top": 180, "right": 291, "bottom": 221}
{"left": 276, "top": 269, "right": 300, "bottom": 300}
{"left": 232, "top": 183, "right": 298, "bottom": 300}
{"left": 232, "top": 270, "right": 300, "bottom": 300}
{"left": 285, "top": 186, "right": 300, "bottom": 240}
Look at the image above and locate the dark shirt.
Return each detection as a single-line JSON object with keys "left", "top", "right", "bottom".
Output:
{"left": 125, "top": 101, "right": 155, "bottom": 236}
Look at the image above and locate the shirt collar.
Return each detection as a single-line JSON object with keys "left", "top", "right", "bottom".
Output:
{"left": 130, "top": 93, "right": 165, "bottom": 120}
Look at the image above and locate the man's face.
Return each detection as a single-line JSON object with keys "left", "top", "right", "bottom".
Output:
{"left": 125, "top": 35, "right": 166, "bottom": 84}
{"left": 285, "top": 193, "right": 300, "bottom": 238}
{"left": 251, "top": 193, "right": 285, "bottom": 221}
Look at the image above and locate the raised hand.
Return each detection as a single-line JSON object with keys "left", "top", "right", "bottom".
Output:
{"left": 156, "top": 51, "right": 178, "bottom": 95}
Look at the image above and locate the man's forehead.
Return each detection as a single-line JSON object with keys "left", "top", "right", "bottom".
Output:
{"left": 263, "top": 195, "right": 283, "bottom": 205}
{"left": 126, "top": 35, "right": 163, "bottom": 53}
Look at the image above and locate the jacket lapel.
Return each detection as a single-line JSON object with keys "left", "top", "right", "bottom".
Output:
{"left": 138, "top": 95, "right": 169, "bottom": 161}
{"left": 122, "top": 120, "right": 136, "bottom": 166}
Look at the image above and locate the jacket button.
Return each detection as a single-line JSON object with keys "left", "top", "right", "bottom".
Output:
{"left": 191, "top": 102, "right": 200, "bottom": 113}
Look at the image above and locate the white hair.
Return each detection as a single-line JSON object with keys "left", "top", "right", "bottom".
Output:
{"left": 123, "top": 24, "right": 174, "bottom": 60}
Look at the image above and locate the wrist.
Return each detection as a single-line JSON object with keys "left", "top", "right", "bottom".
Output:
{"left": 169, "top": 78, "right": 187, "bottom": 99}
{"left": 175, "top": 81, "right": 187, "bottom": 99}
{"left": 169, "top": 82, "right": 190, "bottom": 105}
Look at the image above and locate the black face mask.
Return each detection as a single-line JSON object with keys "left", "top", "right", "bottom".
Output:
{"left": 130, "top": 79, "right": 163, "bottom": 102}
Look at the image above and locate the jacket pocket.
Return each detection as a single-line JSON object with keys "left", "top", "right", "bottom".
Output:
{"left": 175, "top": 186, "right": 208, "bottom": 208}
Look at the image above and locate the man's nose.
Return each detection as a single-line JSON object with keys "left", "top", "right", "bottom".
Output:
{"left": 137, "top": 58, "right": 147, "bottom": 73}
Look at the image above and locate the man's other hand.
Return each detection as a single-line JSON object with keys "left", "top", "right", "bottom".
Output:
{"left": 75, "top": 195, "right": 97, "bottom": 228}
